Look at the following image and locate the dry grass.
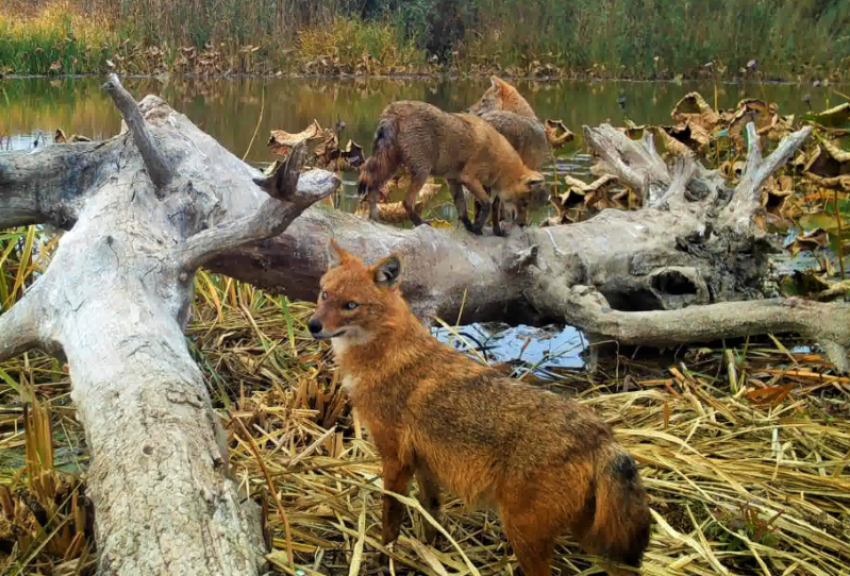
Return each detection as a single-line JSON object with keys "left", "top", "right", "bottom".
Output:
{"left": 222, "top": 330, "right": 850, "bottom": 576}
{"left": 2, "top": 247, "right": 848, "bottom": 574}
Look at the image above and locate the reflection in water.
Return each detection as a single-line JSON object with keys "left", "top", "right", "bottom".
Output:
{"left": 433, "top": 323, "right": 587, "bottom": 377}
{"left": 2, "top": 76, "right": 831, "bottom": 158}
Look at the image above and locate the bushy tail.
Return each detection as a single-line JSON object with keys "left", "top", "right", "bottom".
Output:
{"left": 358, "top": 114, "right": 401, "bottom": 197}
{"left": 582, "top": 447, "right": 651, "bottom": 572}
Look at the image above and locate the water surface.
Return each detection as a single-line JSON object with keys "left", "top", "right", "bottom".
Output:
{"left": 2, "top": 75, "right": 832, "bottom": 157}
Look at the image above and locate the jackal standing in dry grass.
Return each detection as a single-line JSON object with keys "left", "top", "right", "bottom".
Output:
{"left": 308, "top": 241, "right": 653, "bottom": 576}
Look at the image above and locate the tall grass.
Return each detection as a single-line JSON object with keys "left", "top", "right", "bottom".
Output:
{"left": 0, "top": 2, "right": 121, "bottom": 75}
{"left": 1, "top": 0, "right": 849, "bottom": 79}
{"left": 462, "top": 0, "right": 850, "bottom": 79}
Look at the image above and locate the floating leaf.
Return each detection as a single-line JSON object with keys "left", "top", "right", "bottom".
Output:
{"left": 671, "top": 92, "right": 721, "bottom": 133}
{"left": 801, "top": 102, "right": 850, "bottom": 132}
{"left": 544, "top": 118, "right": 574, "bottom": 148}
{"left": 786, "top": 228, "right": 828, "bottom": 256}
{"left": 268, "top": 120, "right": 329, "bottom": 156}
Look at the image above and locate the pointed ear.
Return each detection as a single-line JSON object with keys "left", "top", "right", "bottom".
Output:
{"left": 327, "top": 239, "right": 349, "bottom": 269}
{"left": 490, "top": 75, "right": 503, "bottom": 91}
{"left": 373, "top": 254, "right": 402, "bottom": 289}
{"left": 524, "top": 172, "right": 545, "bottom": 187}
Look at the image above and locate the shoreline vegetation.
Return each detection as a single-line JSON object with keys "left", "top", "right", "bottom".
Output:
{"left": 2, "top": 1, "right": 849, "bottom": 82}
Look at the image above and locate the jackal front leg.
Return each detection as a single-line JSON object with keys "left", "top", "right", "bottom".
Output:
{"left": 449, "top": 180, "right": 474, "bottom": 232}
{"left": 367, "top": 187, "right": 381, "bottom": 221}
{"left": 491, "top": 195, "right": 507, "bottom": 237}
{"left": 461, "top": 177, "right": 491, "bottom": 235}
{"left": 403, "top": 171, "right": 431, "bottom": 227}
{"left": 415, "top": 466, "right": 442, "bottom": 544}
{"left": 381, "top": 459, "right": 413, "bottom": 546}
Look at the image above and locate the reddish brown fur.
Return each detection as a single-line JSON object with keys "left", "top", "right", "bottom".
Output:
{"left": 467, "top": 75, "right": 538, "bottom": 118}
{"left": 477, "top": 110, "right": 549, "bottom": 171}
{"left": 309, "top": 242, "right": 653, "bottom": 576}
{"left": 467, "top": 77, "right": 550, "bottom": 227}
{"left": 357, "top": 100, "right": 544, "bottom": 235}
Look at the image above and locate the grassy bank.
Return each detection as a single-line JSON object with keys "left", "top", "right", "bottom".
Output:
{"left": 1, "top": 0, "right": 849, "bottom": 81}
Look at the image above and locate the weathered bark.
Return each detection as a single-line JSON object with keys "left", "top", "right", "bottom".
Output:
{"left": 0, "top": 75, "right": 339, "bottom": 575}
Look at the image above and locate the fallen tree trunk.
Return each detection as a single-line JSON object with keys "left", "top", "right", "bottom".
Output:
{"left": 204, "top": 124, "right": 850, "bottom": 370}
{"left": 0, "top": 76, "right": 340, "bottom": 575}
{"left": 1, "top": 78, "right": 847, "bottom": 571}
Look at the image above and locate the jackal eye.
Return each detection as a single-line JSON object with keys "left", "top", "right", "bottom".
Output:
{"left": 343, "top": 301, "right": 359, "bottom": 311}
{"left": 321, "top": 290, "right": 328, "bottom": 300}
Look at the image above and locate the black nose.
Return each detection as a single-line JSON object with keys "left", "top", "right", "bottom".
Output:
{"left": 308, "top": 319, "right": 322, "bottom": 334}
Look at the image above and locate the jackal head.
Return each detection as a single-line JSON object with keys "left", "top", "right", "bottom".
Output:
{"left": 308, "top": 240, "right": 403, "bottom": 349}
{"left": 500, "top": 171, "right": 545, "bottom": 226}
{"left": 466, "top": 76, "right": 503, "bottom": 115}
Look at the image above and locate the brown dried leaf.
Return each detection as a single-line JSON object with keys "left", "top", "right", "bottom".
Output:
{"left": 544, "top": 118, "right": 575, "bottom": 148}
{"left": 764, "top": 114, "right": 795, "bottom": 142}
{"left": 762, "top": 175, "right": 794, "bottom": 218}
{"left": 786, "top": 228, "right": 829, "bottom": 256}
{"left": 671, "top": 92, "right": 721, "bottom": 133}
{"left": 267, "top": 120, "right": 329, "bottom": 156}
{"left": 746, "top": 384, "right": 795, "bottom": 407}
{"left": 552, "top": 175, "right": 619, "bottom": 222}
{"left": 654, "top": 126, "right": 695, "bottom": 157}
{"left": 803, "top": 172, "right": 850, "bottom": 192}
{"left": 726, "top": 99, "right": 778, "bottom": 149}
{"left": 802, "top": 139, "right": 850, "bottom": 188}
{"left": 619, "top": 120, "right": 648, "bottom": 140}
{"left": 355, "top": 183, "right": 441, "bottom": 223}
{"left": 821, "top": 138, "right": 850, "bottom": 164}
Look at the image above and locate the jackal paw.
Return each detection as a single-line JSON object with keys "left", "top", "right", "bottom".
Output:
{"left": 410, "top": 214, "right": 433, "bottom": 227}
{"left": 421, "top": 522, "right": 439, "bottom": 544}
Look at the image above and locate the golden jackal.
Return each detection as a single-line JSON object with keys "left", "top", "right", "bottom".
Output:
{"left": 468, "top": 75, "right": 537, "bottom": 118}
{"left": 357, "top": 101, "right": 544, "bottom": 235}
{"left": 308, "top": 241, "right": 653, "bottom": 576}
{"left": 467, "top": 76, "right": 550, "bottom": 171}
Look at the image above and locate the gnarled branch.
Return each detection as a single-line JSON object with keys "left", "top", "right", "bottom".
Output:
{"left": 719, "top": 123, "right": 813, "bottom": 233}
{"left": 0, "top": 293, "right": 45, "bottom": 363}
{"left": 527, "top": 268, "right": 850, "bottom": 372}
{"left": 0, "top": 139, "right": 120, "bottom": 229}
{"left": 102, "top": 73, "right": 173, "bottom": 190}
{"left": 583, "top": 125, "right": 671, "bottom": 202}
{"left": 174, "top": 143, "right": 340, "bottom": 272}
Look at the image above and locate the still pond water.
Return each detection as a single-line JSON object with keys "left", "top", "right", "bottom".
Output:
{"left": 0, "top": 77, "right": 832, "bottom": 373}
